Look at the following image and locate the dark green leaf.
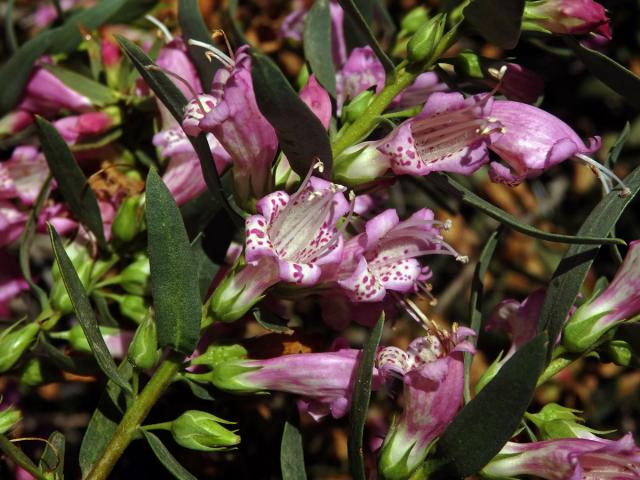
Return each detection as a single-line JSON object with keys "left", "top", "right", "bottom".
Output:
{"left": 141, "top": 430, "right": 198, "bottom": 480}
{"left": 36, "top": 117, "right": 107, "bottom": 249}
{"left": 178, "top": 0, "right": 221, "bottom": 88}
{"left": 5, "top": 0, "right": 18, "bottom": 53}
{"left": 251, "top": 50, "right": 333, "bottom": 178}
{"left": 565, "top": 38, "right": 640, "bottom": 109}
{"left": 463, "top": 0, "right": 524, "bottom": 49}
{"left": 348, "top": 313, "right": 384, "bottom": 480}
{"left": 180, "top": 376, "right": 217, "bottom": 401}
{"left": 337, "top": 0, "right": 395, "bottom": 74}
{"left": 36, "top": 333, "right": 96, "bottom": 376}
{"left": 191, "top": 234, "right": 220, "bottom": 302}
{"left": 19, "top": 176, "right": 52, "bottom": 309}
{"left": 413, "top": 175, "right": 625, "bottom": 245}
{"left": 180, "top": 190, "right": 221, "bottom": 238}
{"left": 42, "top": 64, "right": 119, "bottom": 106}
{"left": 79, "top": 361, "right": 133, "bottom": 477}
{"left": 538, "top": 164, "right": 640, "bottom": 354}
{"left": 48, "top": 225, "right": 131, "bottom": 393}
{"left": 437, "top": 333, "right": 548, "bottom": 477}
{"left": 303, "top": 0, "right": 337, "bottom": 97}
{"left": 464, "top": 228, "right": 501, "bottom": 403}
{"left": 253, "top": 309, "right": 293, "bottom": 334}
{"left": 281, "top": 421, "right": 307, "bottom": 480}
{"left": 606, "top": 122, "right": 630, "bottom": 168}
{"left": 0, "top": 31, "right": 52, "bottom": 115}
{"left": 38, "top": 431, "right": 65, "bottom": 480}
{"left": 146, "top": 169, "right": 201, "bottom": 354}
{"left": 0, "top": 435, "right": 47, "bottom": 480}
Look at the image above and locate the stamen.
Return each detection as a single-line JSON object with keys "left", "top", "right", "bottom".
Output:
{"left": 575, "top": 154, "right": 631, "bottom": 197}
{"left": 144, "top": 65, "right": 206, "bottom": 114}
{"left": 187, "top": 39, "right": 235, "bottom": 69}
{"left": 417, "top": 282, "right": 438, "bottom": 306}
{"left": 145, "top": 15, "right": 173, "bottom": 43}
{"left": 212, "top": 29, "right": 235, "bottom": 63}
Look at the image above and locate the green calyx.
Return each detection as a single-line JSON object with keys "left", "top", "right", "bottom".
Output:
{"left": 170, "top": 410, "right": 240, "bottom": 452}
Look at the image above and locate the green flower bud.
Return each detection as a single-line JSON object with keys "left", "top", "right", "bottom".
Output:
{"left": 562, "top": 308, "right": 610, "bottom": 353}
{"left": 603, "top": 340, "right": 633, "bottom": 367}
{"left": 112, "top": 195, "right": 145, "bottom": 244}
{"left": 68, "top": 323, "right": 122, "bottom": 354}
{"left": 50, "top": 244, "right": 92, "bottom": 314}
{"left": 333, "top": 143, "right": 390, "bottom": 186}
{"left": 0, "top": 323, "right": 40, "bottom": 373}
{"left": 525, "top": 404, "right": 609, "bottom": 440}
{"left": 400, "top": 6, "right": 430, "bottom": 34}
{"left": 19, "top": 357, "right": 61, "bottom": 387}
{"left": 119, "top": 295, "right": 148, "bottom": 324}
{"left": 190, "top": 344, "right": 248, "bottom": 369}
{"left": 407, "top": 13, "right": 447, "bottom": 64}
{"left": 171, "top": 410, "right": 240, "bottom": 452}
{"left": 342, "top": 90, "right": 375, "bottom": 124}
{"left": 120, "top": 256, "right": 150, "bottom": 295}
{"left": 0, "top": 406, "right": 21, "bottom": 434}
{"left": 449, "top": 51, "right": 484, "bottom": 79}
{"left": 128, "top": 315, "right": 159, "bottom": 370}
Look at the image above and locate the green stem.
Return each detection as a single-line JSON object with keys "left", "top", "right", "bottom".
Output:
{"left": 537, "top": 355, "right": 576, "bottom": 386}
{"left": 86, "top": 352, "right": 184, "bottom": 480}
{"left": 140, "top": 421, "right": 173, "bottom": 431}
{"left": 0, "top": 434, "right": 47, "bottom": 480}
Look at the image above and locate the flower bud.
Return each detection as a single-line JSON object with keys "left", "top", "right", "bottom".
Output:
{"left": 525, "top": 404, "right": 605, "bottom": 440}
{"left": 127, "top": 315, "right": 159, "bottom": 370}
{"left": 0, "top": 323, "right": 40, "bottom": 373}
{"left": 120, "top": 256, "right": 150, "bottom": 295}
{"left": 68, "top": 324, "right": 133, "bottom": 358}
{"left": 112, "top": 195, "right": 145, "bottom": 244}
{"left": 119, "top": 295, "right": 149, "bottom": 324}
{"left": 401, "top": 6, "right": 430, "bottom": 34}
{"left": 603, "top": 340, "right": 632, "bottom": 367}
{"left": 171, "top": 411, "right": 240, "bottom": 452}
{"left": 0, "top": 406, "right": 21, "bottom": 434}
{"left": 333, "top": 142, "right": 391, "bottom": 186}
{"left": 50, "top": 244, "right": 92, "bottom": 314}
{"left": 342, "top": 90, "right": 375, "bottom": 125}
{"left": 189, "top": 344, "right": 248, "bottom": 369}
{"left": 407, "top": 13, "right": 447, "bottom": 64}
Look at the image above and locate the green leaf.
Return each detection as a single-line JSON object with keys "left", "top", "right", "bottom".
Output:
{"left": 36, "top": 333, "right": 96, "bottom": 376}
{"left": 141, "top": 430, "right": 198, "bottom": 480}
{"left": 464, "top": 227, "right": 501, "bottom": 403}
{"left": 538, "top": 164, "right": 640, "bottom": 355}
{"left": 0, "top": 31, "right": 52, "bottom": 115}
{"left": 281, "top": 421, "right": 307, "bottom": 480}
{"left": 178, "top": 0, "right": 221, "bottom": 88}
{"left": 39, "top": 431, "right": 65, "bottom": 480}
{"left": 5, "top": 0, "right": 18, "bottom": 53}
{"left": 146, "top": 169, "right": 201, "bottom": 354}
{"left": 79, "top": 360, "right": 133, "bottom": 477}
{"left": 117, "top": 36, "right": 236, "bottom": 222}
{"left": 463, "top": 0, "right": 524, "bottom": 49}
{"left": 225, "top": 0, "right": 249, "bottom": 46}
{"left": 437, "top": 333, "right": 548, "bottom": 477}
{"left": 348, "top": 313, "right": 384, "bottom": 480}
{"left": 413, "top": 175, "right": 625, "bottom": 245}
{"left": 251, "top": 49, "right": 333, "bottom": 178}
{"left": 36, "top": 117, "right": 107, "bottom": 250}
{"left": 48, "top": 225, "right": 131, "bottom": 393}
{"left": 303, "top": 0, "right": 337, "bottom": 97}
{"left": 42, "top": 64, "right": 119, "bottom": 106}
{"left": 190, "top": 234, "right": 220, "bottom": 302}
{"left": 337, "top": 0, "right": 395, "bottom": 74}
{"left": 606, "top": 121, "right": 630, "bottom": 169}
{"left": 565, "top": 38, "right": 640, "bottom": 109}
{"left": 253, "top": 309, "right": 293, "bottom": 334}
{"left": 19, "top": 176, "right": 52, "bottom": 309}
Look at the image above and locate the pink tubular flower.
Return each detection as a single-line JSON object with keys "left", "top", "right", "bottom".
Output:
{"left": 377, "top": 326, "right": 475, "bottom": 479}
{"left": 53, "top": 112, "right": 114, "bottom": 145}
{"left": 198, "top": 47, "right": 278, "bottom": 205}
{"left": 18, "top": 65, "right": 92, "bottom": 115}
{"left": 0, "top": 202, "right": 28, "bottom": 247}
{"left": 156, "top": 39, "right": 202, "bottom": 99}
{"left": 0, "top": 111, "right": 34, "bottom": 136}
{"left": 488, "top": 100, "right": 601, "bottom": 185}
{"left": 0, "top": 252, "right": 29, "bottom": 318}
{"left": 336, "top": 46, "right": 385, "bottom": 113}
{"left": 563, "top": 241, "right": 640, "bottom": 352}
{"left": 482, "top": 433, "right": 640, "bottom": 480}
{"left": 390, "top": 72, "right": 450, "bottom": 110}
{"left": 493, "top": 63, "right": 545, "bottom": 104}
{"left": 523, "top": 0, "right": 611, "bottom": 39}
{"left": 333, "top": 208, "right": 466, "bottom": 302}
{"left": 377, "top": 92, "right": 503, "bottom": 176}
{"left": 198, "top": 346, "right": 383, "bottom": 421}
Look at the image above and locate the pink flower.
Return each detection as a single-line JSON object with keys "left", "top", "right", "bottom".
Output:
{"left": 495, "top": 63, "right": 545, "bottom": 104}
{"left": 377, "top": 326, "right": 475, "bottom": 479}
{"left": 482, "top": 433, "right": 640, "bottom": 480}
{"left": 377, "top": 92, "right": 503, "bottom": 176}
{"left": 523, "top": 0, "right": 611, "bottom": 39}
{"left": 336, "top": 46, "right": 385, "bottom": 113}
{"left": 0, "top": 146, "right": 49, "bottom": 205}
{"left": 299, "top": 75, "right": 332, "bottom": 129}
{"left": 390, "top": 72, "right": 450, "bottom": 110}
{"left": 0, "top": 202, "right": 28, "bottom": 247}
{"left": 156, "top": 38, "right": 202, "bottom": 99}
{"left": 0, "top": 111, "right": 34, "bottom": 136}
{"left": 0, "top": 251, "right": 29, "bottom": 318}
{"left": 18, "top": 65, "right": 92, "bottom": 115}
{"left": 53, "top": 112, "right": 114, "bottom": 145}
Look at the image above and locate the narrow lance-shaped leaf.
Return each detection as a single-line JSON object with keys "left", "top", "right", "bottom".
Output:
{"left": 146, "top": 169, "right": 201, "bottom": 354}
{"left": 303, "top": 0, "right": 337, "bottom": 97}
{"left": 251, "top": 49, "right": 333, "bottom": 178}
{"left": 538, "top": 164, "right": 640, "bottom": 355}
{"left": 48, "top": 225, "right": 131, "bottom": 393}
{"left": 437, "top": 333, "right": 548, "bottom": 477}
{"left": 5, "top": 0, "right": 18, "bottom": 53}
{"left": 38, "top": 431, "right": 65, "bottom": 480}
{"left": 36, "top": 116, "right": 106, "bottom": 250}
{"left": 348, "top": 313, "right": 384, "bottom": 480}
{"left": 281, "top": 421, "right": 307, "bottom": 480}
{"left": 178, "top": 0, "right": 221, "bottom": 88}
{"left": 464, "top": 227, "right": 501, "bottom": 403}
{"left": 463, "top": 0, "right": 525, "bottom": 50}
{"left": 141, "top": 430, "right": 198, "bottom": 480}
{"left": 412, "top": 175, "right": 625, "bottom": 246}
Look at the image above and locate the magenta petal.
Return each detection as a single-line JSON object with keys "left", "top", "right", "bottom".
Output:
{"left": 300, "top": 75, "right": 332, "bottom": 129}
{"left": 364, "top": 209, "right": 400, "bottom": 250}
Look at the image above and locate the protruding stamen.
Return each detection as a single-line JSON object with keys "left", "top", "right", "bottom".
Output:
{"left": 187, "top": 39, "right": 235, "bottom": 69}
{"left": 575, "top": 154, "right": 631, "bottom": 197}
{"left": 145, "top": 65, "right": 206, "bottom": 114}
{"left": 145, "top": 15, "right": 173, "bottom": 43}
{"left": 212, "top": 29, "right": 235, "bottom": 63}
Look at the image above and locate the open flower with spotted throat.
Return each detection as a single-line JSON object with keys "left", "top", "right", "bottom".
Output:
{"left": 332, "top": 208, "right": 467, "bottom": 302}
{"left": 210, "top": 166, "right": 350, "bottom": 322}
{"left": 377, "top": 319, "right": 475, "bottom": 479}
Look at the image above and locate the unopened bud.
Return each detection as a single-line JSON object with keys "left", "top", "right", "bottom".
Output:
{"left": 120, "top": 256, "right": 150, "bottom": 295}
{"left": 190, "top": 344, "right": 248, "bottom": 369}
{"left": 342, "top": 90, "right": 375, "bottom": 124}
{"left": 112, "top": 195, "right": 145, "bottom": 244}
{"left": 171, "top": 410, "right": 240, "bottom": 451}
{"left": 333, "top": 142, "right": 390, "bottom": 186}
{"left": 603, "top": 340, "right": 633, "bottom": 367}
{"left": 0, "top": 406, "right": 21, "bottom": 434}
{"left": 401, "top": 6, "right": 430, "bottom": 34}
{"left": 407, "top": 13, "right": 447, "bottom": 64}
{"left": 119, "top": 295, "right": 149, "bottom": 324}
{"left": 0, "top": 323, "right": 40, "bottom": 373}
{"left": 19, "top": 357, "right": 60, "bottom": 387}
{"left": 128, "top": 315, "right": 159, "bottom": 370}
